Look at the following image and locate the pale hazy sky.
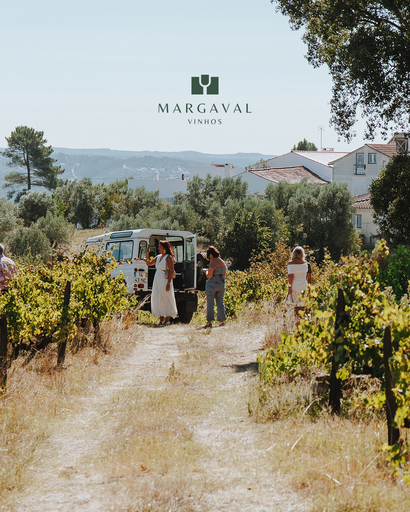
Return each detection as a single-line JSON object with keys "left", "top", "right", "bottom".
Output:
{"left": 0, "top": 0, "right": 375, "bottom": 155}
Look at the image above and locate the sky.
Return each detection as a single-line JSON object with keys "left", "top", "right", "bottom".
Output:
{"left": 0, "top": 0, "right": 376, "bottom": 156}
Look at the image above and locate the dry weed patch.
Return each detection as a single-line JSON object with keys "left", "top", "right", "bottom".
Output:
{"left": 249, "top": 369, "right": 410, "bottom": 509}
{"left": 248, "top": 387, "right": 410, "bottom": 510}
{"left": 2, "top": 300, "right": 409, "bottom": 511}
{"left": 0, "top": 316, "right": 134, "bottom": 498}
{"left": 70, "top": 227, "right": 106, "bottom": 255}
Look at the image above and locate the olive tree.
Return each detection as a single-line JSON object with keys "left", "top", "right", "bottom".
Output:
{"left": 286, "top": 182, "right": 359, "bottom": 260}
{"left": 53, "top": 178, "right": 98, "bottom": 229}
{"left": 0, "top": 198, "right": 21, "bottom": 238}
{"left": 5, "top": 227, "right": 51, "bottom": 262}
{"left": 219, "top": 209, "right": 273, "bottom": 270}
{"left": 18, "top": 191, "right": 55, "bottom": 226}
{"left": 265, "top": 181, "right": 359, "bottom": 260}
{"left": 35, "top": 212, "right": 75, "bottom": 251}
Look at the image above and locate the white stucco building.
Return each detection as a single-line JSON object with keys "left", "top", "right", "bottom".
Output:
{"left": 352, "top": 193, "right": 379, "bottom": 247}
{"left": 329, "top": 140, "right": 403, "bottom": 246}
{"left": 245, "top": 144, "right": 401, "bottom": 248}
{"left": 330, "top": 143, "right": 396, "bottom": 196}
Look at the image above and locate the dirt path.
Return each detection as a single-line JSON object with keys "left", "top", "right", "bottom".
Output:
{"left": 2, "top": 320, "right": 304, "bottom": 511}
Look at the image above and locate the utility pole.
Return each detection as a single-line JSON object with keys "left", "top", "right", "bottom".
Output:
{"left": 318, "top": 125, "right": 325, "bottom": 150}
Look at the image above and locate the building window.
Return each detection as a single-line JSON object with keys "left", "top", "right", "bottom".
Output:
{"left": 368, "top": 153, "right": 377, "bottom": 164}
{"left": 354, "top": 153, "right": 366, "bottom": 174}
{"left": 352, "top": 214, "right": 362, "bottom": 229}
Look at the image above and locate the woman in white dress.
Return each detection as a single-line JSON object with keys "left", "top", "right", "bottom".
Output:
{"left": 146, "top": 240, "right": 178, "bottom": 326}
{"left": 286, "top": 246, "right": 311, "bottom": 307}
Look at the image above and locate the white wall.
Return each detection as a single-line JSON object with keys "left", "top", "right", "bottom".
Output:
{"left": 128, "top": 178, "right": 187, "bottom": 198}
{"left": 332, "top": 146, "right": 389, "bottom": 195}
{"left": 231, "top": 169, "right": 270, "bottom": 195}
{"left": 128, "top": 164, "right": 262, "bottom": 199}
{"left": 354, "top": 209, "right": 378, "bottom": 246}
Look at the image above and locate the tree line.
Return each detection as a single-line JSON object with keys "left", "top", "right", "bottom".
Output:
{"left": 2, "top": 125, "right": 408, "bottom": 267}
{"left": 1, "top": 173, "right": 360, "bottom": 269}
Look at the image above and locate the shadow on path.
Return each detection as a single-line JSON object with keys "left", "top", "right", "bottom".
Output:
{"left": 228, "top": 362, "right": 259, "bottom": 374}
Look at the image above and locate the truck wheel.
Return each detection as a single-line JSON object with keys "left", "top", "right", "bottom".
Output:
{"left": 177, "top": 302, "right": 193, "bottom": 324}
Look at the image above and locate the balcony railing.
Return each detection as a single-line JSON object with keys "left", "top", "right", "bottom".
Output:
{"left": 353, "top": 164, "right": 366, "bottom": 175}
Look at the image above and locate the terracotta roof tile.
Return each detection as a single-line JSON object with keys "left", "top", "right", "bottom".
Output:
{"left": 354, "top": 192, "right": 372, "bottom": 209}
{"left": 329, "top": 143, "right": 396, "bottom": 164}
{"left": 249, "top": 166, "right": 329, "bottom": 184}
{"left": 366, "top": 143, "right": 396, "bottom": 158}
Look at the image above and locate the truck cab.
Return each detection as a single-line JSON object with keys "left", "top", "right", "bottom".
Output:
{"left": 85, "top": 229, "right": 205, "bottom": 323}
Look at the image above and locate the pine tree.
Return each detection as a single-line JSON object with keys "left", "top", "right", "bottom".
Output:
{"left": 2, "top": 126, "right": 63, "bottom": 197}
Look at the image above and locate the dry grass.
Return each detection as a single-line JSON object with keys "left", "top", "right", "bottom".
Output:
{"left": 1, "top": 306, "right": 409, "bottom": 510}
{"left": 247, "top": 310, "right": 410, "bottom": 511}
{"left": 81, "top": 333, "right": 220, "bottom": 510}
{"left": 262, "top": 305, "right": 298, "bottom": 350}
{"left": 70, "top": 227, "right": 108, "bottom": 254}
{"left": 87, "top": 387, "right": 209, "bottom": 509}
{"left": 256, "top": 414, "right": 409, "bottom": 511}
{"left": 0, "top": 316, "right": 132, "bottom": 498}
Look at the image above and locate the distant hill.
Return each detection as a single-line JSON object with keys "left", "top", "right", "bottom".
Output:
{"left": 53, "top": 148, "right": 274, "bottom": 167}
{"left": 0, "top": 148, "right": 275, "bottom": 194}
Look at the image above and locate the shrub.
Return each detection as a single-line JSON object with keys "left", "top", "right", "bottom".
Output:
{"left": 375, "top": 244, "right": 410, "bottom": 301}
{"left": 110, "top": 214, "right": 139, "bottom": 232}
{"left": 0, "top": 198, "right": 21, "bottom": 237}
{"left": 18, "top": 191, "right": 54, "bottom": 226}
{"left": 224, "top": 240, "right": 292, "bottom": 316}
{"left": 5, "top": 227, "right": 51, "bottom": 262}
{"left": 35, "top": 212, "right": 75, "bottom": 251}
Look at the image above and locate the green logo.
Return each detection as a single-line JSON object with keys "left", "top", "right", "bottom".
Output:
{"left": 191, "top": 75, "right": 219, "bottom": 95}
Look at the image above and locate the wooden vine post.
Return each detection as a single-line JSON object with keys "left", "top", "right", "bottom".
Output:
{"left": 0, "top": 314, "right": 8, "bottom": 390}
{"left": 383, "top": 325, "right": 400, "bottom": 445}
{"left": 57, "top": 281, "right": 71, "bottom": 368}
{"left": 329, "top": 287, "right": 346, "bottom": 414}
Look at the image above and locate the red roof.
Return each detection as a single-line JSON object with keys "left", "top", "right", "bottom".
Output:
{"left": 355, "top": 192, "right": 372, "bottom": 209}
{"left": 366, "top": 143, "right": 396, "bottom": 158}
{"left": 329, "top": 143, "right": 396, "bottom": 164}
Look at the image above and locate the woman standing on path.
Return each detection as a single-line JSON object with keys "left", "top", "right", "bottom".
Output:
{"left": 146, "top": 240, "right": 178, "bottom": 326}
{"left": 204, "top": 246, "right": 227, "bottom": 328}
{"left": 286, "top": 246, "right": 311, "bottom": 314}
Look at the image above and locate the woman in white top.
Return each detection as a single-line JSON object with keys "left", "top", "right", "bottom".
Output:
{"left": 286, "top": 246, "right": 311, "bottom": 306}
